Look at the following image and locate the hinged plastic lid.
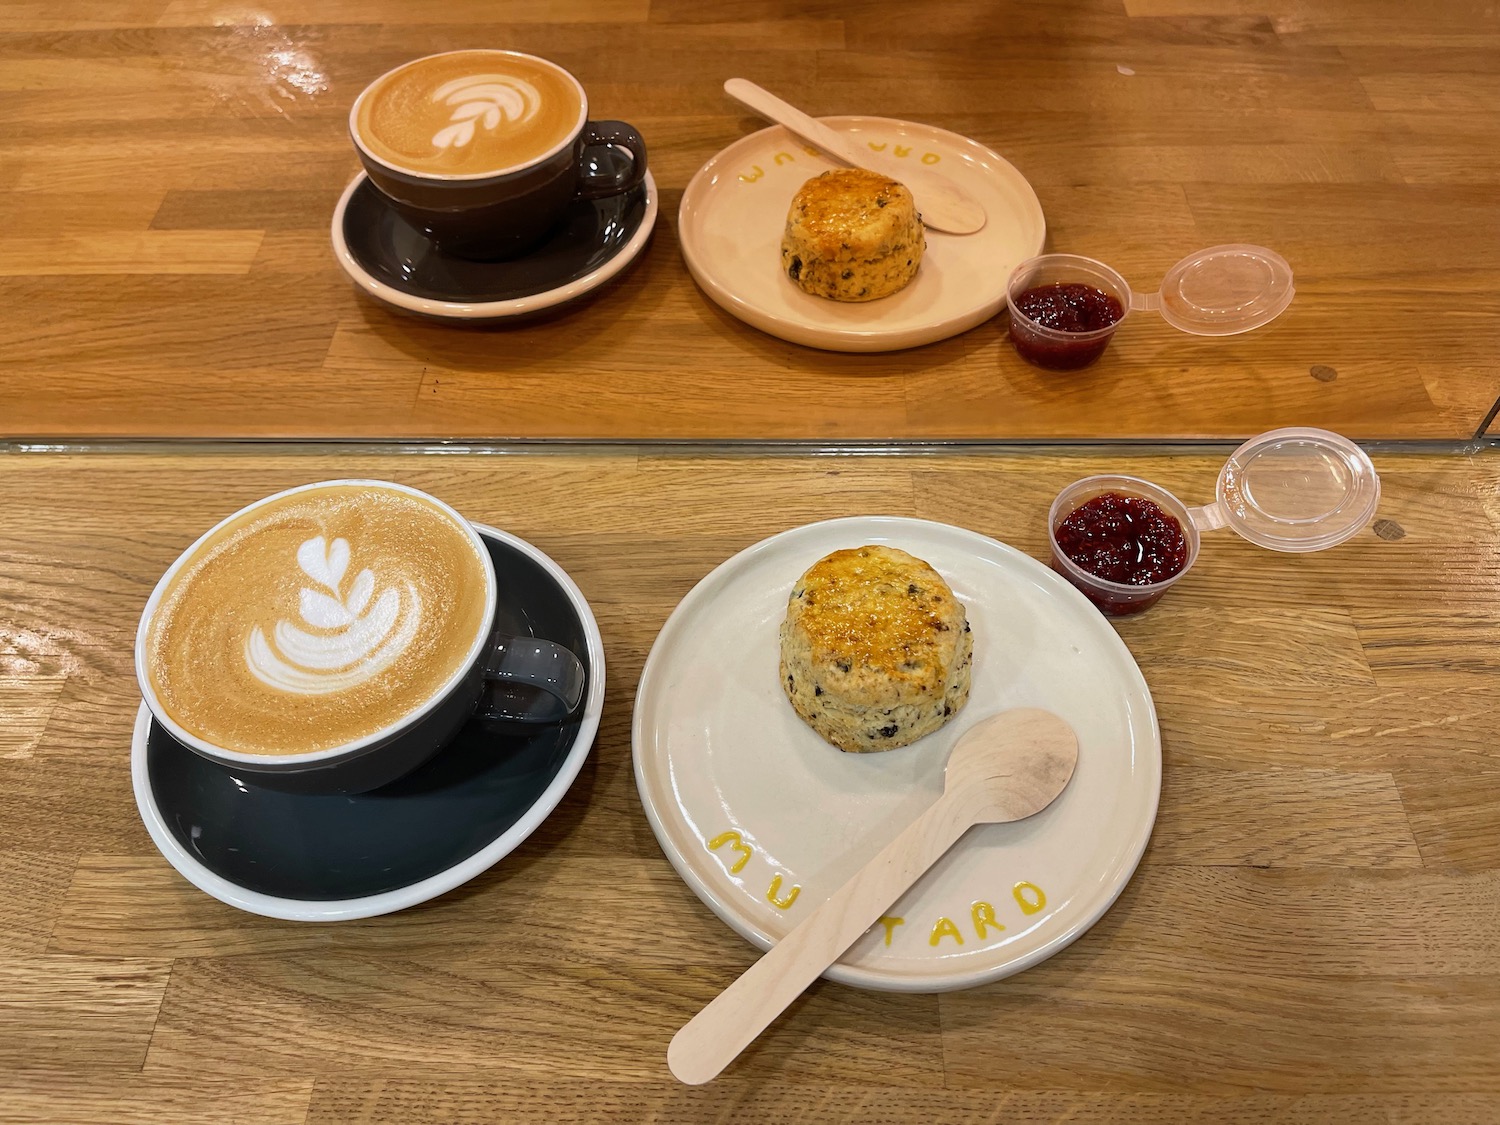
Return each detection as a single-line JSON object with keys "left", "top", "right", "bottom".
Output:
{"left": 1135, "top": 244, "right": 1294, "bottom": 336}
{"left": 1191, "top": 428, "right": 1380, "bottom": 552}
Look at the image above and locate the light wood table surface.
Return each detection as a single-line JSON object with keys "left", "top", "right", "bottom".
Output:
{"left": 1, "top": 446, "right": 1497, "bottom": 1123}
{"left": 1, "top": 1, "right": 1498, "bottom": 442}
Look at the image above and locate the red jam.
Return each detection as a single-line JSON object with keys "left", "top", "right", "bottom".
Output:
{"left": 1052, "top": 492, "right": 1188, "bottom": 615}
{"left": 1009, "top": 283, "right": 1125, "bottom": 370}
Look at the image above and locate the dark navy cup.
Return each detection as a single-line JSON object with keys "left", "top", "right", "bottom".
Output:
{"left": 135, "top": 480, "right": 586, "bottom": 796}
{"left": 349, "top": 51, "right": 648, "bottom": 261}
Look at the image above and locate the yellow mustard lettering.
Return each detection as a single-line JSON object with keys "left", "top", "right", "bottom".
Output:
{"left": 971, "top": 900, "right": 1004, "bottom": 940}
{"left": 803, "top": 145, "right": 820, "bottom": 157}
{"left": 921, "top": 152, "right": 941, "bottom": 165}
{"left": 739, "top": 165, "right": 765, "bottom": 183}
{"left": 773, "top": 151, "right": 796, "bottom": 166}
{"left": 768, "top": 874, "right": 801, "bottom": 910}
{"left": 893, "top": 145, "right": 911, "bottom": 158}
{"left": 867, "top": 141, "right": 888, "bottom": 152}
{"left": 1014, "top": 881, "right": 1047, "bottom": 915}
{"left": 929, "top": 917, "right": 964, "bottom": 946}
{"left": 879, "top": 916, "right": 905, "bottom": 946}
{"left": 707, "top": 830, "right": 753, "bottom": 874}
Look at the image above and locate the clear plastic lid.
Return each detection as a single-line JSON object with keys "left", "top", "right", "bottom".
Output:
{"left": 1189, "top": 428, "right": 1381, "bottom": 552}
{"left": 1130, "top": 244, "right": 1294, "bottom": 336}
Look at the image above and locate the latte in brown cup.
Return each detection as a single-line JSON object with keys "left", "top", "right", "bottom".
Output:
{"left": 352, "top": 50, "right": 586, "bottom": 179}
{"left": 138, "top": 481, "right": 494, "bottom": 760}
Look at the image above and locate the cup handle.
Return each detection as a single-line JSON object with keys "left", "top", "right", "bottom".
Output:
{"left": 476, "top": 632, "right": 586, "bottom": 724}
{"left": 575, "top": 120, "right": 648, "bottom": 200}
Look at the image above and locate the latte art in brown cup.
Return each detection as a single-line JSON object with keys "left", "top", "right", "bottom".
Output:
{"left": 140, "top": 482, "right": 492, "bottom": 758}
{"left": 353, "top": 50, "right": 586, "bottom": 177}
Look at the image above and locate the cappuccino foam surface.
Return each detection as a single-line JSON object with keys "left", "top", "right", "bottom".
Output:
{"left": 355, "top": 51, "right": 582, "bottom": 176}
{"left": 144, "top": 484, "right": 491, "bottom": 757}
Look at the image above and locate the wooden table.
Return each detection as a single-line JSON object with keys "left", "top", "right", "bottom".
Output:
{"left": 2, "top": 0, "right": 1498, "bottom": 442}
{"left": 2, "top": 446, "right": 1497, "bottom": 1123}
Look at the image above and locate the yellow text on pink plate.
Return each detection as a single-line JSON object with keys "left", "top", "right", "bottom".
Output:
{"left": 737, "top": 142, "right": 942, "bottom": 185}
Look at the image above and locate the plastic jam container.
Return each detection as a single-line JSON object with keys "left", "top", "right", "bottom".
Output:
{"left": 1008, "top": 245, "right": 1295, "bottom": 370}
{"left": 1048, "top": 428, "right": 1381, "bottom": 615}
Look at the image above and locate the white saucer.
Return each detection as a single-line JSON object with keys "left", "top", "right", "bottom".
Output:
{"left": 679, "top": 118, "right": 1046, "bottom": 352}
{"left": 632, "top": 517, "right": 1159, "bottom": 992}
{"left": 331, "top": 170, "right": 657, "bottom": 321}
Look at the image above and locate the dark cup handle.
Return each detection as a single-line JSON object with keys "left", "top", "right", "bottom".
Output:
{"left": 575, "top": 119, "right": 648, "bottom": 201}
{"left": 476, "top": 632, "right": 586, "bottom": 724}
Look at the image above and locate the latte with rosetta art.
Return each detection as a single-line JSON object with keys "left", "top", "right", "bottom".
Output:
{"left": 353, "top": 50, "right": 585, "bottom": 176}
{"left": 143, "top": 483, "right": 491, "bottom": 757}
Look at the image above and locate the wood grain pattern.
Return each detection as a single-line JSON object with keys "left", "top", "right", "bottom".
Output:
{"left": 299, "top": 1085, "right": 1500, "bottom": 1125}
{"left": 0, "top": 445, "right": 1497, "bottom": 1122}
{"left": 0, "top": 1, "right": 1496, "bottom": 441}
{"left": 0, "top": 1075, "right": 312, "bottom": 1125}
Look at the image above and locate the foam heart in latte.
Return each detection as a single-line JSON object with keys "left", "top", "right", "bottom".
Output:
{"left": 141, "top": 482, "right": 492, "bottom": 758}
{"left": 353, "top": 50, "right": 586, "bottom": 177}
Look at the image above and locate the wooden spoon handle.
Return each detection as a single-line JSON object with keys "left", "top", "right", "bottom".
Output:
{"left": 721, "top": 77, "right": 987, "bottom": 235}
{"left": 667, "top": 792, "right": 974, "bottom": 1085}
{"left": 722, "top": 77, "right": 868, "bottom": 168}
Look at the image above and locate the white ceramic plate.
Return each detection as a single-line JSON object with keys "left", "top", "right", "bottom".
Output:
{"left": 633, "top": 517, "right": 1159, "bottom": 992}
{"left": 678, "top": 117, "right": 1045, "bottom": 352}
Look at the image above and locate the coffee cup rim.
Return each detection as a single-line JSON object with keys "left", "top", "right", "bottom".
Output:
{"left": 134, "top": 479, "right": 499, "bottom": 768}
{"left": 349, "top": 49, "right": 591, "bottom": 183}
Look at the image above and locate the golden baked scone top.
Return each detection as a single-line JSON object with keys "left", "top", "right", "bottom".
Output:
{"left": 784, "top": 169, "right": 915, "bottom": 254}
{"left": 787, "top": 546, "right": 965, "bottom": 700}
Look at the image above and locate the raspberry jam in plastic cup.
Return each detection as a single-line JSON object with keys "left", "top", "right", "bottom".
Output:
{"left": 1006, "top": 245, "right": 1296, "bottom": 371}
{"left": 1048, "top": 475, "right": 1200, "bottom": 615}
{"left": 1044, "top": 429, "right": 1382, "bottom": 617}
{"left": 1007, "top": 255, "right": 1131, "bottom": 370}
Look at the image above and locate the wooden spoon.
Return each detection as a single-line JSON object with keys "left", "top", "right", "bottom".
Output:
{"left": 723, "top": 78, "right": 987, "bottom": 235}
{"left": 667, "top": 708, "right": 1078, "bottom": 1085}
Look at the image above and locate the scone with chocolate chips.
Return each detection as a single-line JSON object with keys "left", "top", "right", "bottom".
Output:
{"left": 779, "top": 545, "right": 971, "bottom": 752}
{"left": 780, "top": 169, "right": 924, "bottom": 302}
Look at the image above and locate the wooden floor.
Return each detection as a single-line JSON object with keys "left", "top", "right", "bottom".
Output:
{"left": 0, "top": 0, "right": 1497, "bottom": 442}
{"left": 1, "top": 445, "right": 1498, "bottom": 1123}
